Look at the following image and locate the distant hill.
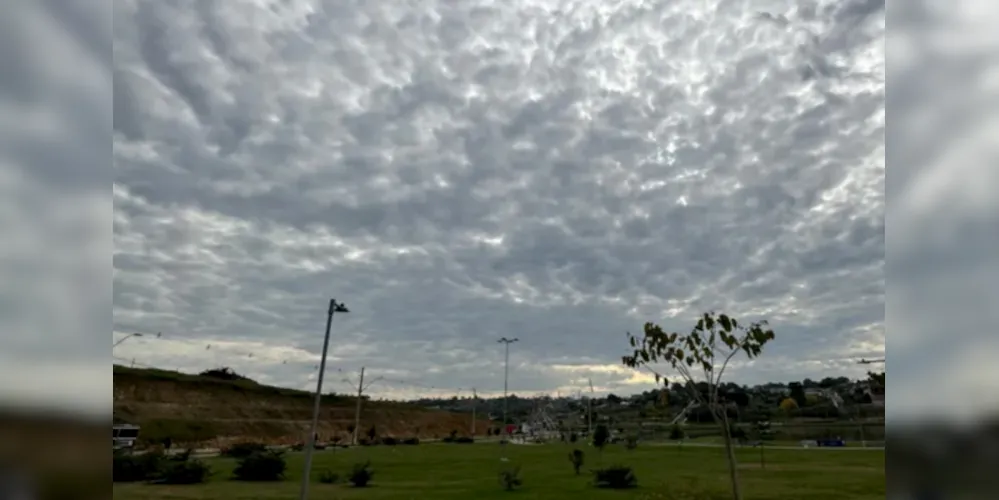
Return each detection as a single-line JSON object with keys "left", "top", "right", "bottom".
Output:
{"left": 113, "top": 365, "right": 491, "bottom": 448}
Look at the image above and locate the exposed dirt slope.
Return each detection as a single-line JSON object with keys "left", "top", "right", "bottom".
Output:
{"left": 113, "top": 365, "right": 490, "bottom": 448}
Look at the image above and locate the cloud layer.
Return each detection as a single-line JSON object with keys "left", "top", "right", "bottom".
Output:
{"left": 108, "top": 0, "right": 885, "bottom": 399}
{"left": 4, "top": 0, "right": 889, "bottom": 413}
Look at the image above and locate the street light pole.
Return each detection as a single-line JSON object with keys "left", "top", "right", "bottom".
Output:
{"left": 498, "top": 337, "right": 518, "bottom": 439}
{"left": 298, "top": 299, "right": 349, "bottom": 500}
{"left": 352, "top": 367, "right": 365, "bottom": 446}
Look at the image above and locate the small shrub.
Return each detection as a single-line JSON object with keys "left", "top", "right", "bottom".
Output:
{"left": 199, "top": 366, "right": 253, "bottom": 382}
{"left": 366, "top": 425, "right": 377, "bottom": 442}
{"left": 625, "top": 436, "right": 638, "bottom": 450}
{"left": 290, "top": 443, "right": 304, "bottom": 452}
{"left": 318, "top": 469, "right": 339, "bottom": 484}
{"left": 669, "top": 425, "right": 685, "bottom": 440}
{"left": 232, "top": 450, "right": 286, "bottom": 482}
{"left": 593, "top": 425, "right": 610, "bottom": 450}
{"left": 222, "top": 442, "right": 268, "bottom": 459}
{"left": 113, "top": 450, "right": 163, "bottom": 482}
{"left": 402, "top": 437, "right": 420, "bottom": 445}
{"left": 498, "top": 465, "right": 522, "bottom": 491}
{"left": 568, "top": 449, "right": 585, "bottom": 475}
{"left": 593, "top": 466, "right": 637, "bottom": 489}
{"left": 381, "top": 437, "right": 399, "bottom": 446}
{"left": 569, "top": 432, "right": 578, "bottom": 443}
{"left": 348, "top": 461, "right": 374, "bottom": 487}
{"left": 454, "top": 436, "right": 475, "bottom": 444}
{"left": 159, "top": 459, "right": 212, "bottom": 484}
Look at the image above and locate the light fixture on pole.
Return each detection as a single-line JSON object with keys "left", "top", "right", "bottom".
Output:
{"left": 113, "top": 332, "right": 160, "bottom": 348}
{"left": 298, "top": 299, "right": 349, "bottom": 500}
{"left": 497, "top": 337, "right": 519, "bottom": 440}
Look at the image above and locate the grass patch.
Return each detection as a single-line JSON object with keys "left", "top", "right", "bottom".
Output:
{"left": 112, "top": 442, "right": 884, "bottom": 499}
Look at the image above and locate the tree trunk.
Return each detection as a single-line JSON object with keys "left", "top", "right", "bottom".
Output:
{"left": 717, "top": 407, "right": 743, "bottom": 500}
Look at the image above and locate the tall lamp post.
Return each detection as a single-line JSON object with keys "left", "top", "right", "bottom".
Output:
{"left": 497, "top": 337, "right": 518, "bottom": 439}
{"left": 298, "top": 299, "right": 349, "bottom": 500}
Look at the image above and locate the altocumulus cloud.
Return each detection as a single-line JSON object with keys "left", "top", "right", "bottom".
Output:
{"left": 97, "top": 0, "right": 880, "bottom": 407}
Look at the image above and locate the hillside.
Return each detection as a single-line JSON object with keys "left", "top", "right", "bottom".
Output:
{"left": 113, "top": 365, "right": 491, "bottom": 448}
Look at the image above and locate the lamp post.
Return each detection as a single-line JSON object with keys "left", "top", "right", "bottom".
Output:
{"left": 343, "top": 368, "right": 384, "bottom": 445}
{"left": 497, "top": 337, "right": 518, "bottom": 440}
{"left": 298, "top": 299, "right": 349, "bottom": 500}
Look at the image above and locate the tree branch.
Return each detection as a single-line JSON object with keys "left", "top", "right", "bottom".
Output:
{"left": 712, "top": 346, "right": 742, "bottom": 402}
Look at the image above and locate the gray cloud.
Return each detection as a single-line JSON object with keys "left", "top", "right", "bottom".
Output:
{"left": 9, "top": 0, "right": 887, "bottom": 413}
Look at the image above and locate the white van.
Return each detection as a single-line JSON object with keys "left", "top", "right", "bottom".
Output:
{"left": 113, "top": 424, "right": 141, "bottom": 451}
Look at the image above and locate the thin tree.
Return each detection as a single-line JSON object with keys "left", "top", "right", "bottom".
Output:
{"left": 622, "top": 311, "right": 775, "bottom": 500}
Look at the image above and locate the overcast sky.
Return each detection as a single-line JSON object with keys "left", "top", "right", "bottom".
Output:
{"left": 4, "top": 0, "right": 941, "bottom": 417}
{"left": 106, "top": 0, "right": 887, "bottom": 400}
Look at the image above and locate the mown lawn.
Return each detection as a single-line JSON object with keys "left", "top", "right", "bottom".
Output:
{"left": 112, "top": 442, "right": 884, "bottom": 500}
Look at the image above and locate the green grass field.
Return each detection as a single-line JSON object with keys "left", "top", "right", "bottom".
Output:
{"left": 113, "top": 443, "right": 884, "bottom": 500}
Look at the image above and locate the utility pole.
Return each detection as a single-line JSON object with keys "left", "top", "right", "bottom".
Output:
{"left": 352, "top": 367, "right": 365, "bottom": 445}
{"left": 298, "top": 299, "right": 349, "bottom": 500}
{"left": 471, "top": 388, "right": 477, "bottom": 436}
{"left": 498, "top": 337, "right": 519, "bottom": 439}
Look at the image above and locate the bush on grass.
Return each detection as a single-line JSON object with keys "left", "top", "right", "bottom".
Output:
{"left": 380, "top": 436, "right": 399, "bottom": 446}
{"left": 158, "top": 458, "right": 212, "bottom": 484}
{"left": 454, "top": 436, "right": 475, "bottom": 444}
{"left": 669, "top": 425, "right": 685, "bottom": 441}
{"left": 318, "top": 469, "right": 339, "bottom": 484}
{"left": 625, "top": 435, "right": 639, "bottom": 450}
{"left": 568, "top": 449, "right": 585, "bottom": 475}
{"left": 498, "top": 465, "right": 522, "bottom": 491}
{"left": 113, "top": 449, "right": 164, "bottom": 482}
{"left": 221, "top": 442, "right": 268, "bottom": 459}
{"left": 402, "top": 437, "right": 420, "bottom": 445}
{"left": 113, "top": 448, "right": 211, "bottom": 485}
{"left": 593, "top": 424, "right": 610, "bottom": 451}
{"left": 348, "top": 461, "right": 374, "bottom": 487}
{"left": 232, "top": 450, "right": 286, "bottom": 482}
{"left": 592, "top": 466, "right": 638, "bottom": 489}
